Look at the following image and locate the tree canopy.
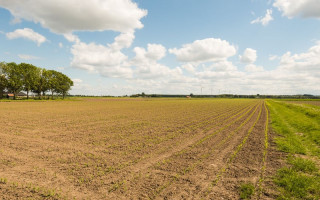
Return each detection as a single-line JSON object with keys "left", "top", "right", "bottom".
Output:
{"left": 0, "top": 62, "right": 73, "bottom": 99}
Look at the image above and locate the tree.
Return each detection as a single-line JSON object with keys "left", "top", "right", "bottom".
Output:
{"left": 20, "top": 63, "right": 40, "bottom": 99}
{"left": 32, "top": 68, "right": 49, "bottom": 99}
{"left": 1, "top": 61, "right": 74, "bottom": 100}
{"left": 0, "top": 62, "right": 8, "bottom": 99}
{"left": 3, "top": 62, "right": 24, "bottom": 100}
{"left": 46, "top": 70, "right": 60, "bottom": 99}
{"left": 54, "top": 72, "right": 73, "bottom": 99}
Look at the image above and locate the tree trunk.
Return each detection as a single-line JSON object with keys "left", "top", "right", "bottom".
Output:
{"left": 51, "top": 91, "right": 54, "bottom": 100}
{"left": 27, "top": 90, "right": 29, "bottom": 100}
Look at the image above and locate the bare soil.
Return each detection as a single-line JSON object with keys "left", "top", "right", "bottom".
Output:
{"left": 0, "top": 99, "right": 281, "bottom": 199}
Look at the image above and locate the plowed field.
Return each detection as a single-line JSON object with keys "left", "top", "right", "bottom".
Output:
{"left": 0, "top": 98, "right": 279, "bottom": 199}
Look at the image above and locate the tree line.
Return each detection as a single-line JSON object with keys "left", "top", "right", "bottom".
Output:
{"left": 0, "top": 62, "right": 73, "bottom": 100}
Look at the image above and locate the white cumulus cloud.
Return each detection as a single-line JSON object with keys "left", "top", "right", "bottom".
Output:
{"left": 278, "top": 41, "right": 320, "bottom": 72}
{"left": 251, "top": 9, "right": 273, "bottom": 26}
{"left": 109, "top": 32, "right": 135, "bottom": 50}
{"left": 70, "top": 30, "right": 138, "bottom": 79}
{"left": 0, "top": 0, "right": 147, "bottom": 34}
{"left": 133, "top": 44, "right": 166, "bottom": 63}
{"left": 132, "top": 44, "right": 181, "bottom": 79}
{"left": 245, "top": 64, "right": 264, "bottom": 72}
{"left": 6, "top": 28, "right": 47, "bottom": 46}
{"left": 240, "top": 48, "right": 257, "bottom": 63}
{"left": 70, "top": 42, "right": 132, "bottom": 78}
{"left": 273, "top": 0, "right": 320, "bottom": 18}
{"left": 169, "top": 38, "right": 237, "bottom": 63}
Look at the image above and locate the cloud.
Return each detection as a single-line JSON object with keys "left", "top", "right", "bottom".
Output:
{"left": 181, "top": 63, "right": 196, "bottom": 73}
{"left": 72, "top": 78, "right": 83, "bottom": 85}
{"left": 169, "top": 38, "right": 237, "bottom": 63}
{"left": 273, "top": 0, "right": 320, "bottom": 18}
{"left": 245, "top": 64, "right": 264, "bottom": 72}
{"left": 0, "top": 0, "right": 147, "bottom": 34}
{"left": 208, "top": 61, "right": 238, "bottom": 72}
{"left": 278, "top": 41, "right": 320, "bottom": 72}
{"left": 70, "top": 41, "right": 132, "bottom": 78}
{"left": 196, "top": 70, "right": 244, "bottom": 80}
{"left": 241, "top": 42, "right": 320, "bottom": 94}
{"left": 133, "top": 44, "right": 166, "bottom": 63}
{"left": 240, "top": 48, "right": 257, "bottom": 63}
{"left": 6, "top": 28, "right": 47, "bottom": 46}
{"left": 18, "top": 54, "right": 40, "bottom": 60}
{"left": 64, "top": 33, "right": 80, "bottom": 43}
{"left": 109, "top": 31, "right": 135, "bottom": 50}
{"left": 70, "top": 31, "right": 138, "bottom": 79}
{"left": 195, "top": 61, "right": 243, "bottom": 80}
{"left": 59, "top": 42, "right": 63, "bottom": 48}
{"left": 269, "top": 55, "right": 279, "bottom": 61}
{"left": 174, "top": 41, "right": 320, "bottom": 95}
{"left": 251, "top": 9, "right": 273, "bottom": 26}
{"left": 132, "top": 44, "right": 181, "bottom": 79}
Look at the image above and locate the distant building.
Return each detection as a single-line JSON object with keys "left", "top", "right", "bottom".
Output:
{"left": 17, "top": 92, "right": 27, "bottom": 97}
{"left": 3, "top": 92, "right": 27, "bottom": 99}
{"left": 6, "top": 93, "right": 14, "bottom": 99}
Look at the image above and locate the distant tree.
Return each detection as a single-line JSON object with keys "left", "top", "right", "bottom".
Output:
{"left": 0, "top": 62, "right": 8, "bottom": 99}
{"left": 54, "top": 72, "right": 73, "bottom": 99}
{"left": 20, "top": 63, "right": 40, "bottom": 99}
{"left": 3, "top": 62, "right": 24, "bottom": 100}
{"left": 141, "top": 92, "right": 145, "bottom": 97}
{"left": 32, "top": 68, "right": 49, "bottom": 99}
{"left": 46, "top": 70, "right": 62, "bottom": 99}
{"left": 46, "top": 70, "right": 56, "bottom": 99}
{"left": 1, "top": 61, "right": 74, "bottom": 100}
{"left": 190, "top": 93, "right": 194, "bottom": 97}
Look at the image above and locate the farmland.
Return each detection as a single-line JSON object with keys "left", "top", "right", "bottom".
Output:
{"left": 0, "top": 98, "right": 282, "bottom": 199}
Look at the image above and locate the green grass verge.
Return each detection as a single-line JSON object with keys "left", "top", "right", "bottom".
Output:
{"left": 275, "top": 99, "right": 320, "bottom": 102}
{"left": 267, "top": 101, "right": 320, "bottom": 156}
{"left": 267, "top": 100, "right": 320, "bottom": 199}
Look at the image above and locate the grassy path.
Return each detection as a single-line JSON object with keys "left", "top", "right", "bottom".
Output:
{"left": 267, "top": 100, "right": 320, "bottom": 199}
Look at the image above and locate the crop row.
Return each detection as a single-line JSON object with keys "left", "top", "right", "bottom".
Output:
{"left": 102, "top": 101, "right": 260, "bottom": 196}
{"left": 73, "top": 101, "right": 256, "bottom": 176}
{"left": 255, "top": 101, "right": 269, "bottom": 198}
{"left": 150, "top": 102, "right": 262, "bottom": 199}
{"left": 203, "top": 101, "right": 263, "bottom": 197}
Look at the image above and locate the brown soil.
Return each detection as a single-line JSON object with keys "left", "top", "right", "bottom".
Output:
{"left": 0, "top": 99, "right": 282, "bottom": 199}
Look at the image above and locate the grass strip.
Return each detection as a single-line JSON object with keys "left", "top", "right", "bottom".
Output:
{"left": 267, "top": 100, "right": 320, "bottom": 199}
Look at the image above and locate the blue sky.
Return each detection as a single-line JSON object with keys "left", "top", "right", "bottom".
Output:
{"left": 0, "top": 0, "right": 320, "bottom": 95}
